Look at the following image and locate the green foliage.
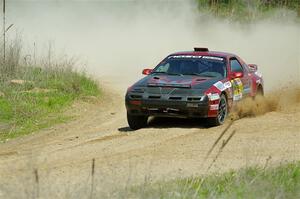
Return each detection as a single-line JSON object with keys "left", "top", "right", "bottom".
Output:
{"left": 0, "top": 66, "right": 100, "bottom": 141}
{"left": 128, "top": 162, "right": 300, "bottom": 199}
{"left": 196, "top": 0, "right": 300, "bottom": 21}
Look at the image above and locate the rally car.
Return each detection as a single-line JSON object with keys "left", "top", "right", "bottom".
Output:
{"left": 125, "top": 48, "right": 263, "bottom": 130}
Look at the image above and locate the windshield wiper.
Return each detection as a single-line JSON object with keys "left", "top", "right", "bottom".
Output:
{"left": 152, "top": 71, "right": 183, "bottom": 76}
{"left": 151, "top": 71, "right": 167, "bottom": 74}
{"left": 183, "top": 73, "right": 202, "bottom": 76}
{"left": 199, "top": 74, "right": 216, "bottom": 77}
{"left": 182, "top": 73, "right": 216, "bottom": 77}
{"left": 168, "top": 73, "right": 183, "bottom": 76}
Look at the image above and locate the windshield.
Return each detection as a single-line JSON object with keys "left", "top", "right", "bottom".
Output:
{"left": 153, "top": 56, "right": 227, "bottom": 78}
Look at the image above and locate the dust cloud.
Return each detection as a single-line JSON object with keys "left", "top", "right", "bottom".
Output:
{"left": 232, "top": 87, "right": 300, "bottom": 119}
{"left": 5, "top": 0, "right": 300, "bottom": 92}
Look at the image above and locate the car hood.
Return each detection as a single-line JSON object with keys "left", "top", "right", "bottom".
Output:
{"left": 133, "top": 74, "right": 223, "bottom": 90}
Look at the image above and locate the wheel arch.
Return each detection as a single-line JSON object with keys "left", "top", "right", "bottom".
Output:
{"left": 221, "top": 91, "right": 228, "bottom": 102}
{"left": 257, "top": 84, "right": 264, "bottom": 96}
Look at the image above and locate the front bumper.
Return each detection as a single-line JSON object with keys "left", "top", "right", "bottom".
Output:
{"left": 126, "top": 94, "right": 210, "bottom": 118}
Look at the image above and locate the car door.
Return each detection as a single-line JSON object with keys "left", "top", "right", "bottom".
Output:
{"left": 229, "top": 57, "right": 251, "bottom": 100}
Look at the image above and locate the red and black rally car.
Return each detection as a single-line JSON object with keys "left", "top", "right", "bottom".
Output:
{"left": 125, "top": 48, "right": 263, "bottom": 129}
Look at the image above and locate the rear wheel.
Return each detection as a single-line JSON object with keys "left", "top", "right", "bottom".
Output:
{"left": 127, "top": 112, "right": 148, "bottom": 130}
{"left": 207, "top": 94, "right": 228, "bottom": 126}
{"left": 253, "top": 86, "right": 264, "bottom": 101}
{"left": 256, "top": 86, "right": 264, "bottom": 97}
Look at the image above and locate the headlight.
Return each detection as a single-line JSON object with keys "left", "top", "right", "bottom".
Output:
{"left": 200, "top": 95, "right": 206, "bottom": 101}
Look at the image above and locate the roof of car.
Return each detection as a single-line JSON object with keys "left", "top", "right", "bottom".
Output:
{"left": 170, "top": 50, "right": 236, "bottom": 58}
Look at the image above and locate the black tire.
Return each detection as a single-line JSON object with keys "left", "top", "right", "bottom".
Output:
{"left": 127, "top": 112, "right": 148, "bottom": 130}
{"left": 207, "top": 94, "right": 228, "bottom": 126}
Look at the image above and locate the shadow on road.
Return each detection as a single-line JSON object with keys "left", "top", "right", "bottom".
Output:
{"left": 118, "top": 127, "right": 133, "bottom": 132}
{"left": 148, "top": 117, "right": 208, "bottom": 128}
{"left": 118, "top": 117, "right": 208, "bottom": 132}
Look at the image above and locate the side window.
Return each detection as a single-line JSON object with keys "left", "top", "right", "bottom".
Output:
{"left": 156, "top": 63, "right": 170, "bottom": 72}
{"left": 230, "top": 58, "right": 243, "bottom": 73}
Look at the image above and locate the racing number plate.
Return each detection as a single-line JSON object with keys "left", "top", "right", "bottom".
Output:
{"left": 186, "top": 103, "right": 198, "bottom": 108}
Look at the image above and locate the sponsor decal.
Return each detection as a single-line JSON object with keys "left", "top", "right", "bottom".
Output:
{"left": 210, "top": 104, "right": 219, "bottom": 110}
{"left": 231, "top": 78, "right": 244, "bottom": 101}
{"left": 169, "top": 55, "right": 202, "bottom": 59}
{"left": 202, "top": 56, "right": 224, "bottom": 61}
{"left": 207, "top": 93, "right": 220, "bottom": 101}
{"left": 224, "top": 81, "right": 232, "bottom": 89}
{"left": 187, "top": 103, "right": 198, "bottom": 108}
{"left": 214, "top": 81, "right": 231, "bottom": 92}
{"left": 169, "top": 55, "right": 224, "bottom": 61}
{"left": 213, "top": 81, "right": 226, "bottom": 91}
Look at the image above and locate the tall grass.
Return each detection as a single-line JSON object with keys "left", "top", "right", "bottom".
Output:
{"left": 0, "top": 36, "right": 100, "bottom": 141}
{"left": 126, "top": 161, "right": 300, "bottom": 199}
{"left": 1, "top": 159, "right": 299, "bottom": 198}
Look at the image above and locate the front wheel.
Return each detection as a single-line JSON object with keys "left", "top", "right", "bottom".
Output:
{"left": 207, "top": 94, "right": 228, "bottom": 126}
{"left": 127, "top": 112, "right": 148, "bottom": 130}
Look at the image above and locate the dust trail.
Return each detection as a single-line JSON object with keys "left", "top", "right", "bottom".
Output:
{"left": 231, "top": 87, "right": 300, "bottom": 119}
{"left": 4, "top": 1, "right": 300, "bottom": 92}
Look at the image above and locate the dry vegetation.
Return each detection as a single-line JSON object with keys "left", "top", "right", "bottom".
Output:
{"left": 0, "top": 37, "right": 100, "bottom": 141}
{"left": 125, "top": 161, "right": 300, "bottom": 199}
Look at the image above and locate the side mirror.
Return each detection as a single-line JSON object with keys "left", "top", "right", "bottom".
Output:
{"left": 248, "top": 64, "right": 258, "bottom": 73}
{"left": 230, "top": 72, "right": 243, "bottom": 79}
{"left": 142, "top": 69, "right": 153, "bottom": 75}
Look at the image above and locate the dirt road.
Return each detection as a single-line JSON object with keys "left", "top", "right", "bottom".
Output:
{"left": 0, "top": 81, "right": 300, "bottom": 198}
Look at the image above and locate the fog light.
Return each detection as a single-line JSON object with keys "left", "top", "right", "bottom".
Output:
{"left": 129, "top": 100, "right": 141, "bottom": 105}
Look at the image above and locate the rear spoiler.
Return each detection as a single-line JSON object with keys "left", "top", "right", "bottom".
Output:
{"left": 194, "top": 47, "right": 209, "bottom": 52}
{"left": 248, "top": 64, "right": 258, "bottom": 73}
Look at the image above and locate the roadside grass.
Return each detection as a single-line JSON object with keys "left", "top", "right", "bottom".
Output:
{"left": 127, "top": 161, "right": 300, "bottom": 199}
{"left": 0, "top": 66, "right": 100, "bottom": 142}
